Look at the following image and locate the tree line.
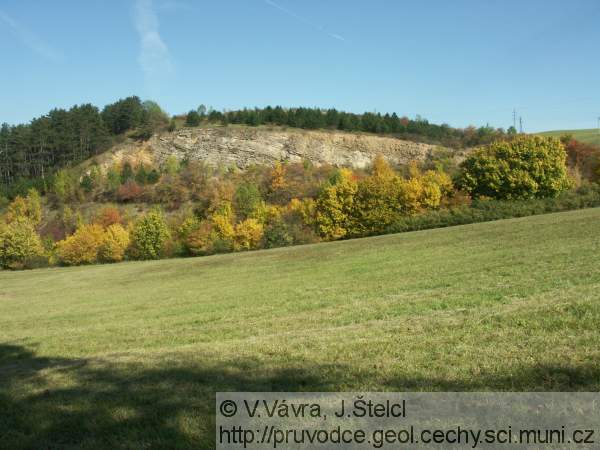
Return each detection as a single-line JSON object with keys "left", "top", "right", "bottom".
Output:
{"left": 0, "top": 97, "right": 168, "bottom": 196}
{"left": 189, "top": 106, "right": 509, "bottom": 149}
{"left": 2, "top": 96, "right": 511, "bottom": 197}
{"left": 0, "top": 135, "right": 581, "bottom": 270}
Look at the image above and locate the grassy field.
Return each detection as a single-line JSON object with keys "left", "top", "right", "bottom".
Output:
{"left": 1, "top": 208, "right": 600, "bottom": 449}
{"left": 538, "top": 128, "right": 600, "bottom": 145}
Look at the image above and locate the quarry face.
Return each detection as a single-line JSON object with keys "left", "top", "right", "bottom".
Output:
{"left": 148, "top": 126, "right": 445, "bottom": 169}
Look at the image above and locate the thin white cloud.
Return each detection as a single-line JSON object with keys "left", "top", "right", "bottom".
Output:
{"left": 0, "top": 9, "right": 62, "bottom": 62}
{"left": 133, "top": 0, "right": 174, "bottom": 92}
{"left": 264, "top": 0, "right": 346, "bottom": 42}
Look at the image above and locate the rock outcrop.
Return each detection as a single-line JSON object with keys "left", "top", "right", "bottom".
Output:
{"left": 97, "top": 126, "right": 457, "bottom": 170}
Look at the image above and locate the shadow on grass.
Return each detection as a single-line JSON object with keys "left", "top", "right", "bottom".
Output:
{"left": 0, "top": 343, "right": 344, "bottom": 449}
{"left": 383, "top": 363, "right": 600, "bottom": 392}
{"left": 1, "top": 343, "right": 599, "bottom": 449}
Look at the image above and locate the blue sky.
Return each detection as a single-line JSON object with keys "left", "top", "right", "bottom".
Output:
{"left": 1, "top": 0, "right": 599, "bottom": 132}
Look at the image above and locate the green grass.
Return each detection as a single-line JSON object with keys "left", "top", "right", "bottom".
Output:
{"left": 538, "top": 128, "right": 600, "bottom": 145}
{"left": 2, "top": 208, "right": 600, "bottom": 449}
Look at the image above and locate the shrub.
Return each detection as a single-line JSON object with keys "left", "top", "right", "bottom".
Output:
{"left": 234, "top": 218, "right": 264, "bottom": 251}
{"left": 128, "top": 208, "right": 170, "bottom": 260}
{"left": 80, "top": 174, "right": 94, "bottom": 193}
{"left": 0, "top": 219, "right": 46, "bottom": 270}
{"left": 315, "top": 169, "right": 357, "bottom": 239}
{"left": 135, "top": 163, "right": 149, "bottom": 185}
{"left": 4, "top": 196, "right": 28, "bottom": 223}
{"left": 386, "top": 184, "right": 600, "bottom": 235}
{"left": 421, "top": 169, "right": 453, "bottom": 204}
{"left": 184, "top": 203, "right": 236, "bottom": 256}
{"left": 350, "top": 158, "right": 453, "bottom": 236}
{"left": 234, "top": 182, "right": 263, "bottom": 220}
{"left": 263, "top": 219, "right": 294, "bottom": 248}
{"left": 117, "top": 180, "right": 144, "bottom": 202}
{"left": 60, "top": 205, "right": 80, "bottom": 236}
{"left": 196, "top": 180, "right": 235, "bottom": 218}
{"left": 267, "top": 161, "right": 289, "bottom": 203}
{"left": 175, "top": 214, "right": 199, "bottom": 241}
{"left": 211, "top": 202, "right": 235, "bottom": 241}
{"left": 146, "top": 169, "right": 161, "bottom": 184}
{"left": 185, "top": 110, "right": 201, "bottom": 127}
{"left": 98, "top": 224, "right": 130, "bottom": 263}
{"left": 4, "top": 189, "right": 42, "bottom": 226}
{"left": 152, "top": 176, "right": 190, "bottom": 210}
{"left": 352, "top": 157, "right": 403, "bottom": 235}
{"left": 186, "top": 221, "right": 215, "bottom": 256}
{"left": 120, "top": 161, "right": 134, "bottom": 183}
{"left": 562, "top": 136, "right": 600, "bottom": 182}
{"left": 397, "top": 164, "right": 452, "bottom": 214}
{"left": 167, "top": 210, "right": 198, "bottom": 257}
{"left": 52, "top": 169, "right": 77, "bottom": 204}
{"left": 162, "top": 156, "right": 180, "bottom": 176}
{"left": 105, "top": 165, "right": 122, "bottom": 193}
{"left": 459, "top": 135, "right": 572, "bottom": 200}
{"left": 56, "top": 224, "right": 105, "bottom": 265}
{"left": 94, "top": 206, "right": 122, "bottom": 228}
{"left": 26, "top": 188, "right": 42, "bottom": 225}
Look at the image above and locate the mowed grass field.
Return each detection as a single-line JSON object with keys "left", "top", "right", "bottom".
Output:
{"left": 1, "top": 208, "right": 600, "bottom": 449}
{"left": 538, "top": 128, "right": 600, "bottom": 145}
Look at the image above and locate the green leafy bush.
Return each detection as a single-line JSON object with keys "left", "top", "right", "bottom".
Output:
{"left": 233, "top": 182, "right": 263, "bottom": 220}
{"left": 459, "top": 135, "right": 572, "bottom": 200}
{"left": 185, "top": 110, "right": 201, "bottom": 127}
{"left": 386, "top": 185, "right": 600, "bottom": 235}
{"left": 129, "top": 208, "right": 170, "bottom": 260}
{"left": 263, "top": 219, "right": 294, "bottom": 248}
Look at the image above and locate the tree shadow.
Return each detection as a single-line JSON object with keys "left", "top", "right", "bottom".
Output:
{"left": 1, "top": 343, "right": 598, "bottom": 449}
{"left": 0, "top": 343, "right": 345, "bottom": 449}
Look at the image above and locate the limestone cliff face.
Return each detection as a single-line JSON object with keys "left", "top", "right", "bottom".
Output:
{"left": 98, "top": 126, "right": 454, "bottom": 170}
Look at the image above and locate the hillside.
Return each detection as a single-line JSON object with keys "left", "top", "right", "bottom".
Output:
{"left": 1, "top": 208, "right": 599, "bottom": 448}
{"left": 538, "top": 128, "right": 600, "bottom": 145}
{"left": 90, "top": 125, "right": 455, "bottom": 172}
{"left": 2, "top": 96, "right": 496, "bottom": 194}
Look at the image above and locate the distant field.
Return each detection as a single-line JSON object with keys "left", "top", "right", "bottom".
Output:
{"left": 1, "top": 209, "right": 600, "bottom": 449}
{"left": 538, "top": 128, "right": 600, "bottom": 145}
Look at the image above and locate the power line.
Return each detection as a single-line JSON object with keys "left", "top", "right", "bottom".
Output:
{"left": 519, "top": 116, "right": 523, "bottom": 134}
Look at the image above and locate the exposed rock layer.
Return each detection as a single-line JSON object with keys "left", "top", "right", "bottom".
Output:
{"left": 100, "top": 126, "right": 456, "bottom": 170}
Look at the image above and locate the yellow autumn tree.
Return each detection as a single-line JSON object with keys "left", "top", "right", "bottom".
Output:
{"left": 234, "top": 218, "right": 264, "bottom": 251}
{"left": 315, "top": 168, "right": 357, "bottom": 239}
{"left": 399, "top": 165, "right": 453, "bottom": 213}
{"left": 186, "top": 202, "right": 235, "bottom": 255}
{"left": 0, "top": 218, "right": 45, "bottom": 269}
{"left": 211, "top": 202, "right": 235, "bottom": 242}
{"left": 353, "top": 156, "right": 404, "bottom": 235}
{"left": 4, "top": 189, "right": 42, "bottom": 227}
{"left": 270, "top": 161, "right": 287, "bottom": 191}
{"left": 268, "top": 161, "right": 289, "bottom": 203}
{"left": 56, "top": 224, "right": 106, "bottom": 265}
{"left": 98, "top": 224, "right": 130, "bottom": 263}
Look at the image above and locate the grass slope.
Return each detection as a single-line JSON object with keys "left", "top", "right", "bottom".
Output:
{"left": 1, "top": 209, "right": 600, "bottom": 449}
{"left": 538, "top": 128, "right": 600, "bottom": 145}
